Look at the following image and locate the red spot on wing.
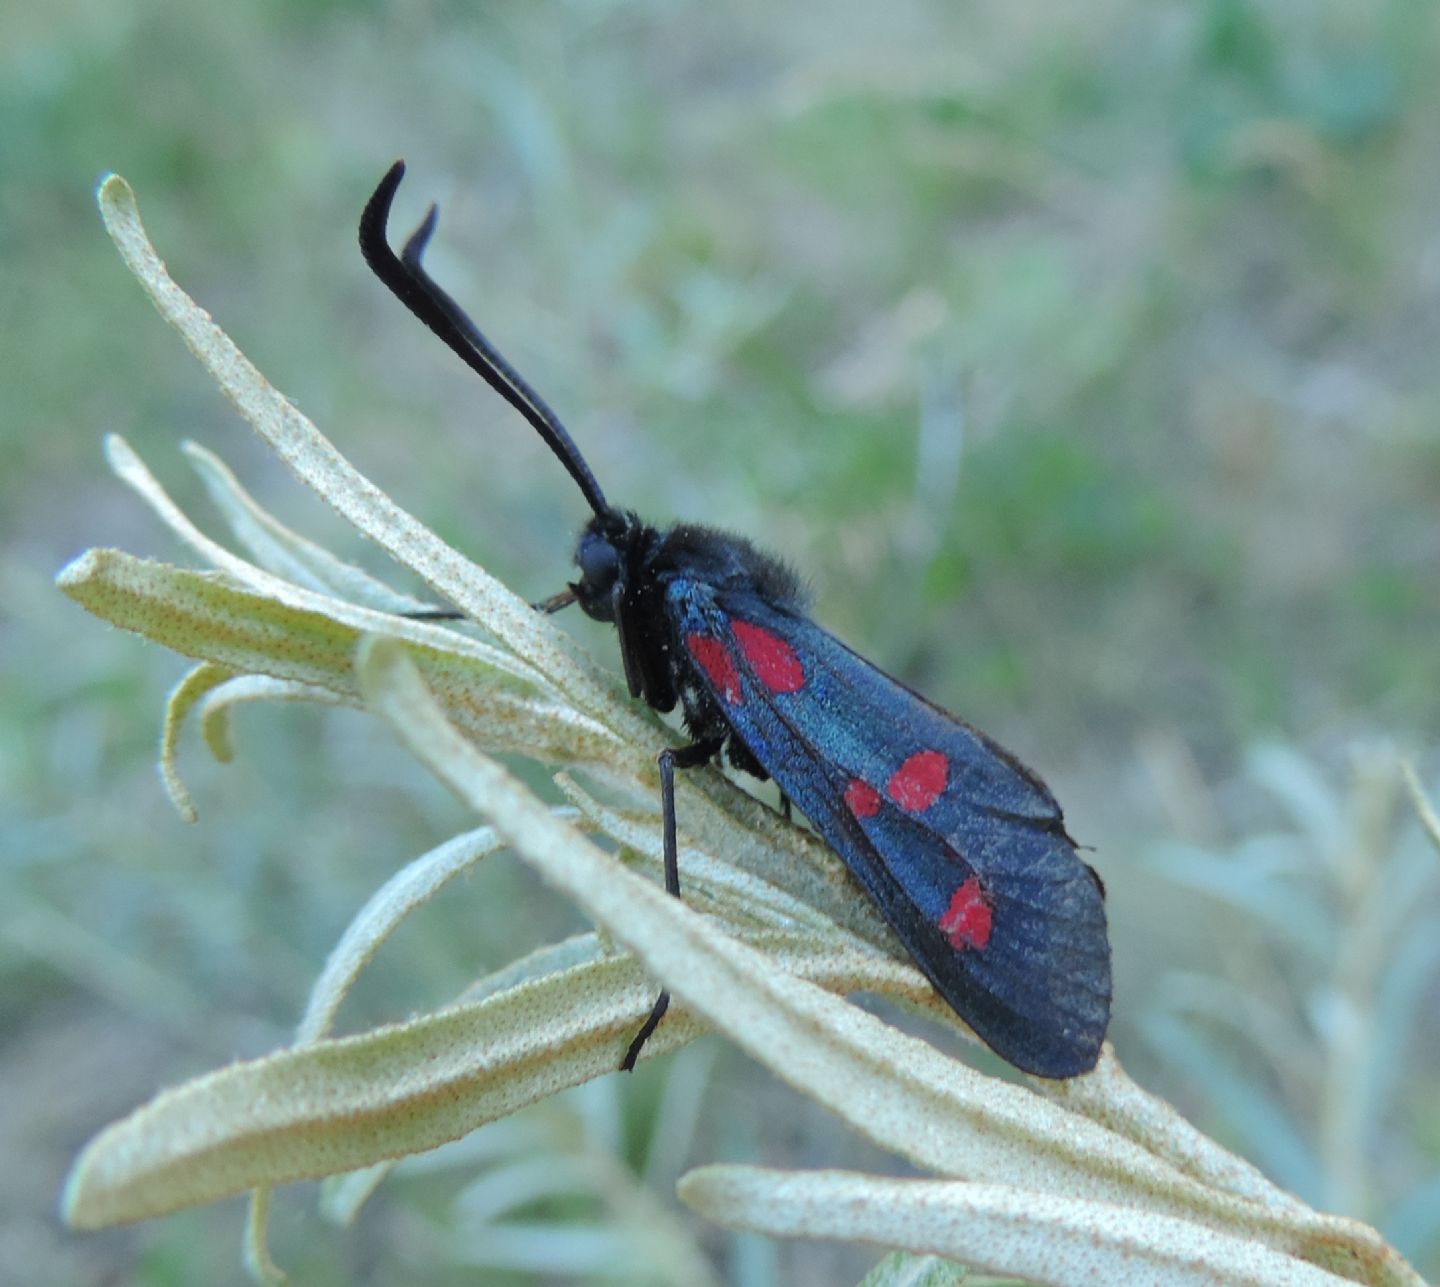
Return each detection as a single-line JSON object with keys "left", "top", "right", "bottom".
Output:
{"left": 732, "top": 620, "right": 805, "bottom": 692}
{"left": 887, "top": 749, "right": 948, "bottom": 812}
{"left": 686, "top": 633, "right": 740, "bottom": 704}
{"left": 939, "top": 875, "right": 992, "bottom": 951}
{"left": 844, "top": 778, "right": 881, "bottom": 818}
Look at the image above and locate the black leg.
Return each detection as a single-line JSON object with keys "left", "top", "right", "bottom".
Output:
{"left": 619, "top": 988, "right": 670, "bottom": 1072}
{"left": 620, "top": 737, "right": 722, "bottom": 1071}
{"left": 779, "top": 790, "right": 792, "bottom": 822}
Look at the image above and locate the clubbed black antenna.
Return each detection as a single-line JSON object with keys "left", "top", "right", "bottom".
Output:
{"left": 358, "top": 161, "right": 611, "bottom": 518}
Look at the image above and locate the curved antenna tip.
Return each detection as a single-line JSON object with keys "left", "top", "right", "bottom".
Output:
{"left": 358, "top": 164, "right": 612, "bottom": 519}
{"left": 403, "top": 205, "right": 440, "bottom": 266}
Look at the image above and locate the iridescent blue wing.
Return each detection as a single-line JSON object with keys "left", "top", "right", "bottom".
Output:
{"left": 667, "top": 576, "right": 1111, "bottom": 1077}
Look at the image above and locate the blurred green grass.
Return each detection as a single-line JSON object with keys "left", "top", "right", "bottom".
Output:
{"left": 5, "top": 1, "right": 1439, "bottom": 1283}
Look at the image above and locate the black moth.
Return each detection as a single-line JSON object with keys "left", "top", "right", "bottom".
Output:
{"left": 359, "top": 161, "right": 1111, "bottom": 1079}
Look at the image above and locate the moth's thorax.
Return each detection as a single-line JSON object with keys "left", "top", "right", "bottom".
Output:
{"left": 569, "top": 512, "right": 805, "bottom": 730}
{"left": 650, "top": 523, "right": 806, "bottom": 609}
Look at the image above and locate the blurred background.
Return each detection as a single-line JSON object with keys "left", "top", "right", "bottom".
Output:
{"left": 5, "top": 1, "right": 1439, "bottom": 1283}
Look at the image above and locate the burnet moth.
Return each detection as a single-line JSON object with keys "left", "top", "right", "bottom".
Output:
{"left": 359, "top": 161, "right": 1112, "bottom": 1079}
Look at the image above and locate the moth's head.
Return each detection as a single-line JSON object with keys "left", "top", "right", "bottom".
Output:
{"left": 572, "top": 510, "right": 640, "bottom": 621}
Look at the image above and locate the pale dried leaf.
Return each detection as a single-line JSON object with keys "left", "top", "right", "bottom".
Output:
{"left": 105, "top": 433, "right": 544, "bottom": 687}
{"left": 1040, "top": 1050, "right": 1308, "bottom": 1215}
{"left": 61, "top": 930, "right": 942, "bottom": 1228}
{"left": 319, "top": 1163, "right": 392, "bottom": 1227}
{"left": 181, "top": 439, "right": 435, "bottom": 614}
{"left": 62, "top": 955, "right": 698, "bottom": 1228}
{"left": 159, "top": 662, "right": 234, "bottom": 821}
{"left": 296, "top": 824, "right": 517, "bottom": 1044}
{"left": 242, "top": 1186, "right": 284, "bottom": 1286}
{"left": 198, "top": 676, "right": 349, "bottom": 761}
{"left": 57, "top": 551, "right": 618, "bottom": 770}
{"left": 679, "top": 1167, "right": 1357, "bottom": 1287}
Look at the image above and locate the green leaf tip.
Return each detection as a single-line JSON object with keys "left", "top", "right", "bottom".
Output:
{"left": 54, "top": 548, "right": 104, "bottom": 593}
{"left": 96, "top": 172, "right": 138, "bottom": 227}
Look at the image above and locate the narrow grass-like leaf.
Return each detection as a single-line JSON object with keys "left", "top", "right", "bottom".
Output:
{"left": 457, "top": 935, "right": 613, "bottom": 1005}
{"left": 320, "top": 1163, "right": 394, "bottom": 1227}
{"left": 62, "top": 955, "right": 696, "bottom": 1229}
{"left": 61, "top": 929, "right": 953, "bottom": 1229}
{"left": 250, "top": 814, "right": 568, "bottom": 1277}
{"left": 105, "top": 433, "right": 544, "bottom": 688}
{"left": 1138, "top": 1012, "right": 1318, "bottom": 1199}
{"left": 198, "top": 675, "right": 348, "bottom": 755}
{"left": 159, "top": 661, "right": 234, "bottom": 821}
{"left": 57, "top": 549, "right": 621, "bottom": 769}
{"left": 242, "top": 1186, "right": 283, "bottom": 1287}
{"left": 57, "top": 549, "right": 412, "bottom": 692}
{"left": 296, "top": 824, "right": 516, "bottom": 1044}
{"left": 679, "top": 1168, "right": 1358, "bottom": 1287}
{"left": 181, "top": 439, "right": 436, "bottom": 613}
{"left": 1039, "top": 1044, "right": 1311, "bottom": 1215}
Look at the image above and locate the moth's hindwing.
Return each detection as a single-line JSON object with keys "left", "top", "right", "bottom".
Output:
{"left": 667, "top": 577, "right": 1111, "bottom": 1078}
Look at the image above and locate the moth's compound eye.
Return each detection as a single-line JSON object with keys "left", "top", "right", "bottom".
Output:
{"left": 577, "top": 531, "right": 620, "bottom": 593}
